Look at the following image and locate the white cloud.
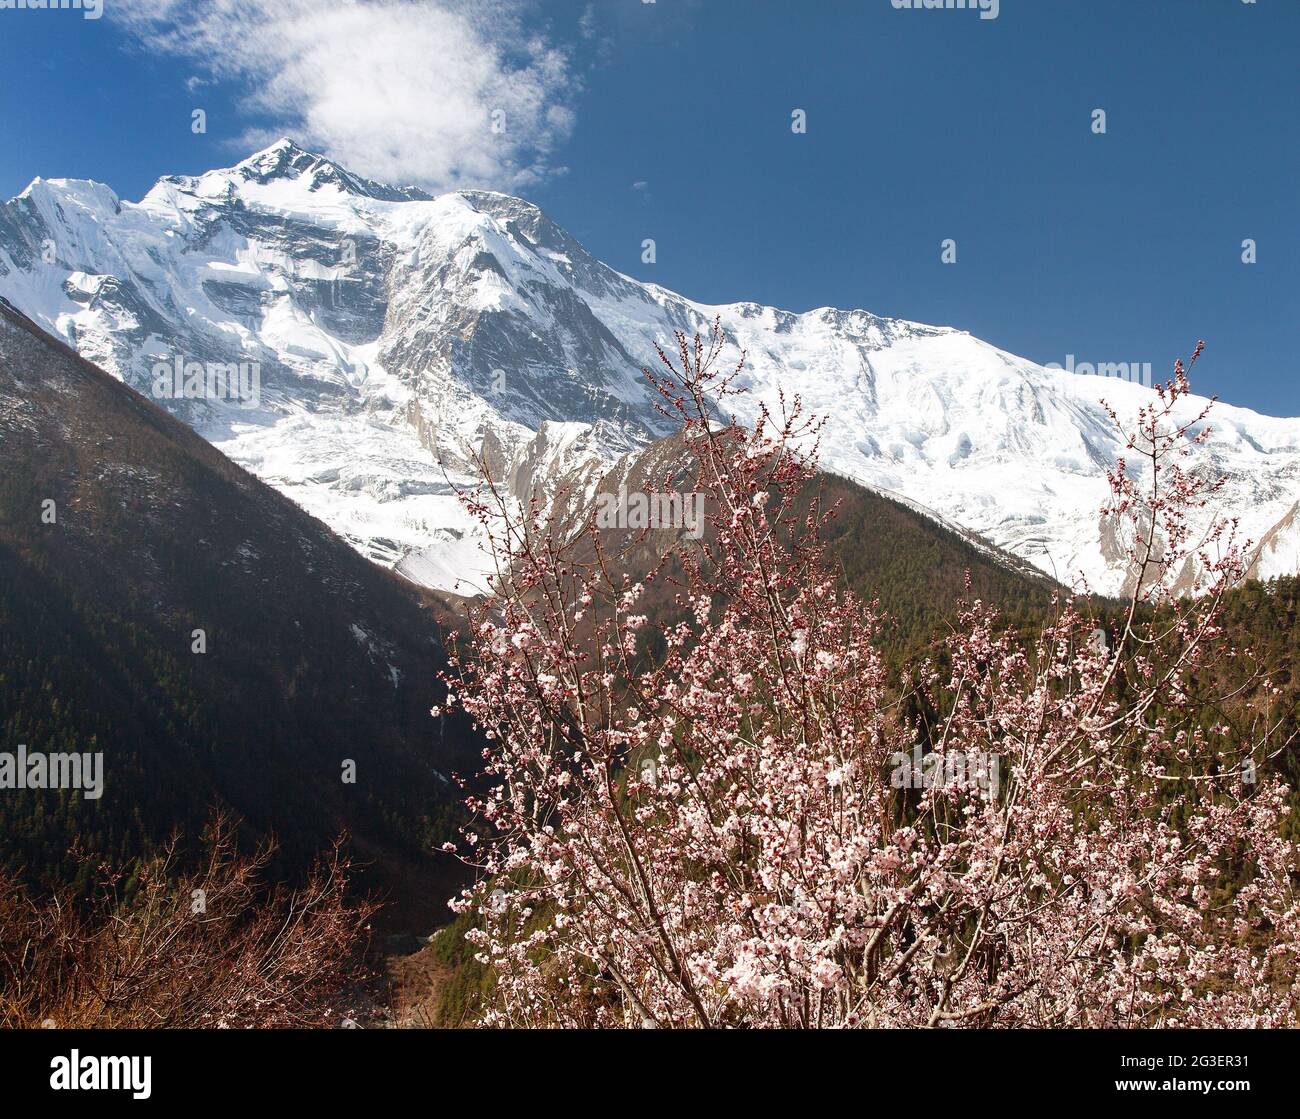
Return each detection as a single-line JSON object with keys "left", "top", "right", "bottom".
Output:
{"left": 114, "top": 0, "right": 577, "bottom": 193}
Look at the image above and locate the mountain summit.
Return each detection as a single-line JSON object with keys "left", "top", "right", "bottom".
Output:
{"left": 2, "top": 142, "right": 1297, "bottom": 595}
{"left": 225, "top": 138, "right": 436, "bottom": 203}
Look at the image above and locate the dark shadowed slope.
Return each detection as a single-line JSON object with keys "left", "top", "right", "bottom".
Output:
{"left": 0, "top": 298, "right": 475, "bottom": 900}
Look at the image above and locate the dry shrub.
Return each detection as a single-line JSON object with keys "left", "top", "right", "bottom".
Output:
{"left": 0, "top": 813, "right": 377, "bottom": 1028}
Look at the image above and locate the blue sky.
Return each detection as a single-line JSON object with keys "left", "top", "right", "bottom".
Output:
{"left": 1, "top": 0, "right": 1296, "bottom": 414}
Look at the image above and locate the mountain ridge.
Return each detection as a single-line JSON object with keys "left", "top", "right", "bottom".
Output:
{"left": 2, "top": 139, "right": 1297, "bottom": 597}
{"left": 0, "top": 295, "right": 474, "bottom": 912}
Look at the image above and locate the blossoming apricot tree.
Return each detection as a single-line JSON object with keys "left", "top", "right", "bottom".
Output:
{"left": 439, "top": 327, "right": 1299, "bottom": 1028}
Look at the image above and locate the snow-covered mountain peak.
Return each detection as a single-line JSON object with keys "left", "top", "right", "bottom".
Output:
{"left": 216, "top": 138, "right": 435, "bottom": 203}
{"left": 1, "top": 144, "right": 1297, "bottom": 597}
